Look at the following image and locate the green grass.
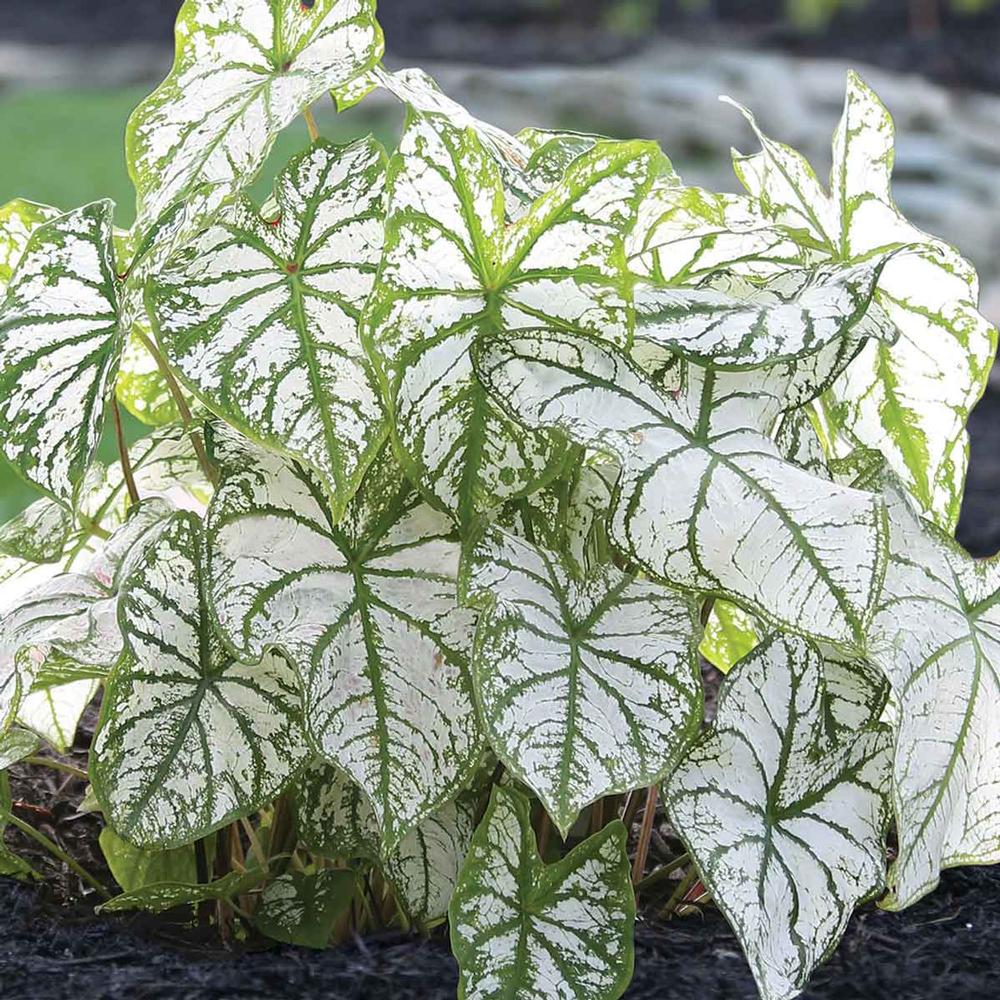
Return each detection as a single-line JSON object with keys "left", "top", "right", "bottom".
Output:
{"left": 0, "top": 84, "right": 401, "bottom": 525}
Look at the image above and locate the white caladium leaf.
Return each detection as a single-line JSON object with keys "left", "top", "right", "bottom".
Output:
{"left": 868, "top": 484, "right": 1000, "bottom": 909}
{"left": 730, "top": 73, "right": 997, "bottom": 531}
{"left": 450, "top": 785, "right": 635, "bottom": 1000}
{"left": 254, "top": 869, "right": 356, "bottom": 949}
{"left": 97, "top": 869, "right": 265, "bottom": 914}
{"left": 149, "top": 138, "right": 387, "bottom": 517}
{"left": 0, "top": 500, "right": 174, "bottom": 731}
{"left": 464, "top": 527, "right": 701, "bottom": 836}
{"left": 0, "top": 500, "right": 74, "bottom": 565}
{"left": 18, "top": 675, "right": 99, "bottom": 753}
{"left": 475, "top": 331, "right": 888, "bottom": 648}
{"left": 126, "top": 0, "right": 384, "bottom": 225}
{"left": 205, "top": 426, "right": 482, "bottom": 850}
{"left": 364, "top": 111, "right": 659, "bottom": 528}
{"left": 627, "top": 182, "right": 802, "bottom": 285}
{"left": 667, "top": 635, "right": 892, "bottom": 1000}
{"left": 633, "top": 256, "right": 893, "bottom": 368}
{"left": 0, "top": 201, "right": 125, "bottom": 503}
{"left": 92, "top": 511, "right": 308, "bottom": 848}
{"left": 0, "top": 727, "right": 39, "bottom": 771}
{"left": 295, "top": 759, "right": 476, "bottom": 922}
{"left": 0, "top": 199, "right": 61, "bottom": 287}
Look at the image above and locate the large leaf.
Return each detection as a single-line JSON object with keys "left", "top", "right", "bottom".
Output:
{"left": 149, "top": 138, "right": 388, "bottom": 517}
{"left": 0, "top": 500, "right": 173, "bottom": 730}
{"left": 295, "top": 758, "right": 476, "bottom": 923}
{"left": 91, "top": 510, "right": 308, "bottom": 848}
{"left": 0, "top": 202, "right": 125, "bottom": 503}
{"left": 450, "top": 785, "right": 635, "bottom": 1000}
{"left": 254, "top": 869, "right": 356, "bottom": 948}
{"left": 868, "top": 484, "right": 1000, "bottom": 909}
{"left": 730, "top": 73, "right": 997, "bottom": 531}
{"left": 364, "top": 110, "right": 659, "bottom": 528}
{"left": 205, "top": 426, "right": 482, "bottom": 850}
{"left": 474, "top": 331, "right": 888, "bottom": 648}
{"left": 464, "top": 527, "right": 702, "bottom": 836}
{"left": 126, "top": 0, "right": 384, "bottom": 225}
{"left": 666, "top": 635, "right": 892, "bottom": 1000}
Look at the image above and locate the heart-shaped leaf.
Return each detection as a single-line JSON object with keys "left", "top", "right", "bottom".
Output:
{"left": 868, "top": 483, "right": 1000, "bottom": 909}
{"left": 126, "top": 0, "right": 384, "bottom": 225}
{"left": 474, "top": 331, "right": 887, "bottom": 648}
{"left": 149, "top": 138, "right": 388, "bottom": 517}
{"left": 364, "top": 110, "right": 659, "bottom": 529}
{"left": 0, "top": 202, "right": 125, "bottom": 503}
{"left": 667, "top": 634, "right": 892, "bottom": 1000}
{"left": 464, "top": 526, "right": 702, "bottom": 836}
{"left": 450, "top": 785, "right": 635, "bottom": 1000}
{"left": 205, "top": 426, "right": 482, "bottom": 850}
{"left": 92, "top": 510, "right": 308, "bottom": 848}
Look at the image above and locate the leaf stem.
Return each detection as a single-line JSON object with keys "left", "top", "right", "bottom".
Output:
{"left": 3, "top": 811, "right": 109, "bottom": 898}
{"left": 112, "top": 400, "right": 141, "bottom": 508}
{"left": 631, "top": 785, "right": 658, "bottom": 886}
{"left": 132, "top": 327, "right": 218, "bottom": 485}
{"left": 303, "top": 105, "right": 320, "bottom": 142}
{"left": 659, "top": 865, "right": 700, "bottom": 919}
{"left": 24, "top": 757, "right": 88, "bottom": 782}
{"left": 635, "top": 852, "right": 690, "bottom": 893}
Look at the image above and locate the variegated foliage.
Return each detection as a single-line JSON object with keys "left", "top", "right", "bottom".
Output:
{"left": 205, "top": 426, "right": 481, "bottom": 850}
{"left": 1, "top": 7, "right": 997, "bottom": 998}
{"left": 149, "top": 138, "right": 388, "bottom": 517}
{"left": 364, "top": 109, "right": 661, "bottom": 530}
{"left": 667, "top": 635, "right": 892, "bottom": 1000}
{"left": 727, "top": 73, "right": 997, "bottom": 531}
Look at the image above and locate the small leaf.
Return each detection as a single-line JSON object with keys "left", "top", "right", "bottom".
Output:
{"left": 126, "top": 0, "right": 384, "bottom": 225}
{"left": 97, "top": 868, "right": 264, "bottom": 914}
{"left": 254, "top": 869, "right": 356, "bottom": 949}
{"left": 92, "top": 511, "right": 308, "bottom": 848}
{"left": 464, "top": 526, "right": 702, "bottom": 836}
{"left": 149, "top": 138, "right": 388, "bottom": 517}
{"left": 98, "top": 826, "right": 199, "bottom": 892}
{"left": 699, "top": 600, "right": 760, "bottom": 674}
{"left": 206, "top": 427, "right": 482, "bottom": 851}
{"left": 0, "top": 199, "right": 61, "bottom": 288}
{"left": 450, "top": 785, "right": 635, "bottom": 1000}
{"left": 667, "top": 634, "right": 892, "bottom": 1000}
{"left": 0, "top": 727, "right": 39, "bottom": 770}
{"left": 0, "top": 202, "right": 125, "bottom": 503}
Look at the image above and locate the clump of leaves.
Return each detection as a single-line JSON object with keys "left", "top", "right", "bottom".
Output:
{"left": 0, "top": 3, "right": 996, "bottom": 999}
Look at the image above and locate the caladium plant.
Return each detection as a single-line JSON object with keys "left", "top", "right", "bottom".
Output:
{"left": 0, "top": 3, "right": 996, "bottom": 999}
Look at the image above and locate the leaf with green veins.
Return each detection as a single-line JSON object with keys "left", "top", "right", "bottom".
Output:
{"left": 463, "top": 526, "right": 701, "bottom": 836}
{"left": 254, "top": 869, "right": 357, "bottom": 948}
{"left": 0, "top": 727, "right": 39, "bottom": 770}
{"left": 91, "top": 510, "right": 308, "bottom": 849}
{"left": 730, "top": 73, "right": 997, "bottom": 531}
{"left": 866, "top": 483, "right": 1000, "bottom": 910}
{"left": 474, "top": 330, "right": 888, "bottom": 649}
{"left": 774, "top": 405, "right": 830, "bottom": 478}
{"left": 0, "top": 199, "right": 61, "bottom": 287}
{"left": 0, "top": 501, "right": 74, "bottom": 565}
{"left": 667, "top": 634, "right": 892, "bottom": 1000}
{"left": 97, "top": 868, "right": 265, "bottom": 914}
{"left": 450, "top": 785, "right": 635, "bottom": 1000}
{"left": 626, "top": 182, "right": 802, "bottom": 286}
{"left": 0, "top": 499, "right": 175, "bottom": 731}
{"left": 149, "top": 139, "right": 388, "bottom": 518}
{"left": 296, "top": 759, "right": 477, "bottom": 922}
{"left": 364, "top": 111, "right": 659, "bottom": 530}
{"left": 99, "top": 826, "right": 200, "bottom": 892}
{"left": 126, "top": 0, "right": 384, "bottom": 226}
{"left": 0, "top": 201, "right": 126, "bottom": 504}
{"left": 205, "top": 426, "right": 483, "bottom": 851}
{"left": 699, "top": 600, "right": 760, "bottom": 674}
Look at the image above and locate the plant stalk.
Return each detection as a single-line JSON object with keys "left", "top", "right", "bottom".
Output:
{"left": 631, "top": 785, "right": 658, "bottom": 886}
{"left": 112, "top": 400, "right": 141, "bottom": 507}
{"left": 303, "top": 105, "right": 320, "bottom": 142}
{"left": 24, "top": 757, "right": 88, "bottom": 782}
